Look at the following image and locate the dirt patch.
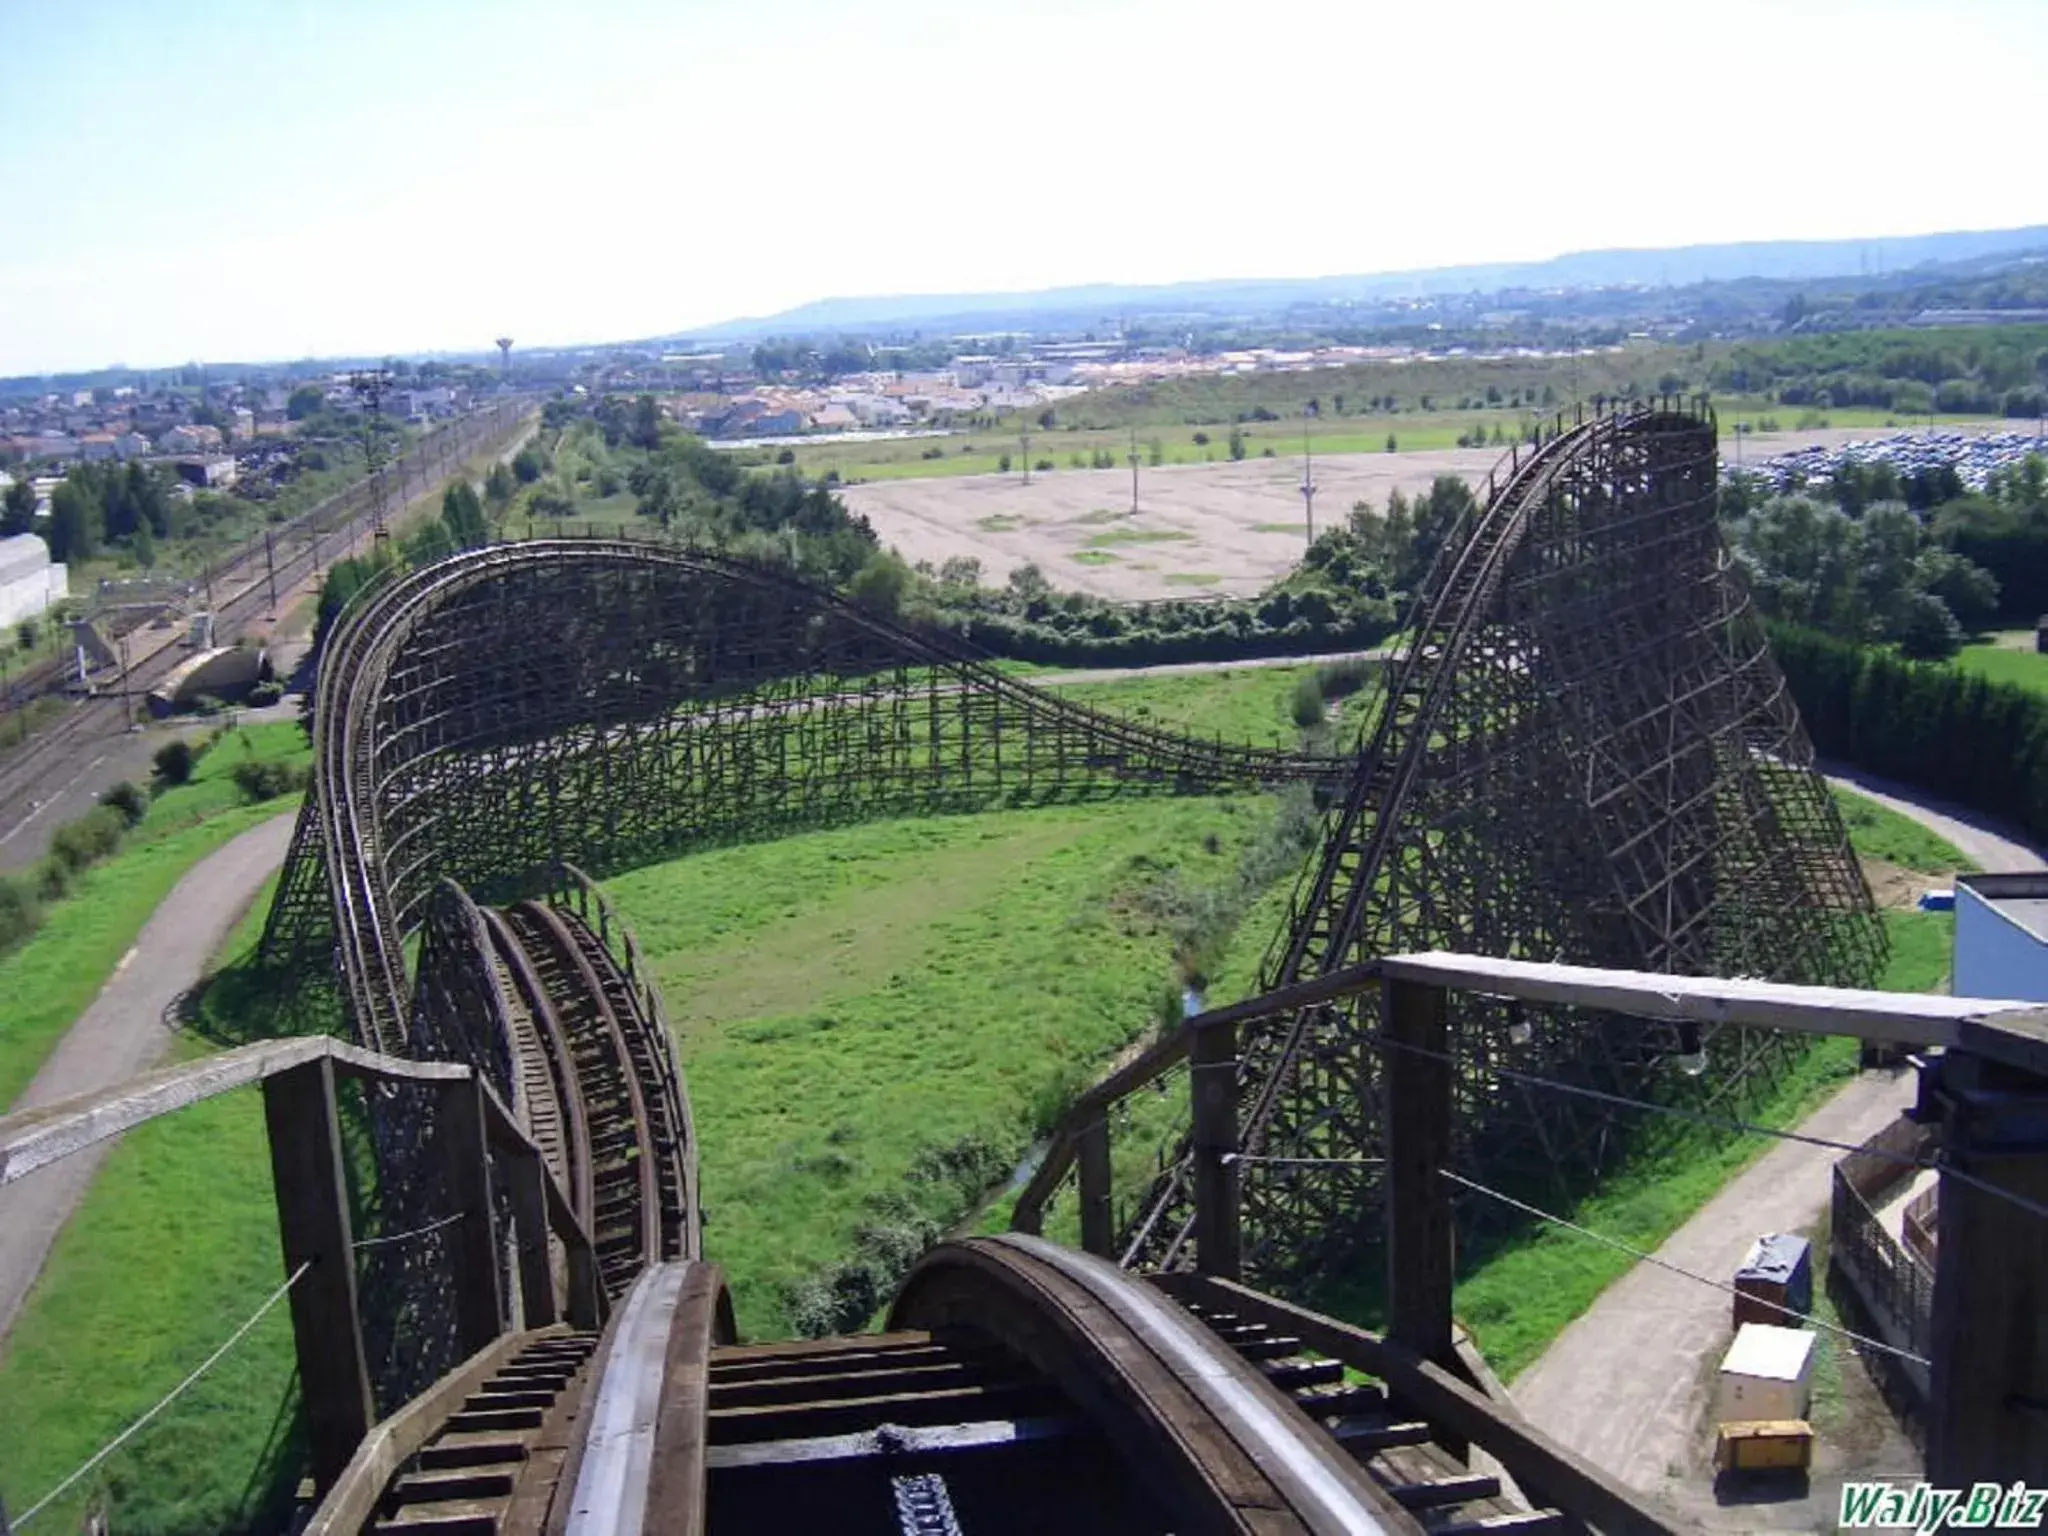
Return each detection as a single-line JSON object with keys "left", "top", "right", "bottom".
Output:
{"left": 1860, "top": 856, "right": 1941, "bottom": 910}
{"left": 845, "top": 424, "right": 2029, "bottom": 603}
{"left": 842, "top": 447, "right": 1511, "bottom": 601}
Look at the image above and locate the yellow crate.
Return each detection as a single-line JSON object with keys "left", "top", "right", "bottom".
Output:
{"left": 1715, "top": 1420, "right": 1814, "bottom": 1473}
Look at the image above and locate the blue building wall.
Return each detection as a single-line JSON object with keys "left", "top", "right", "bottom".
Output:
{"left": 1953, "top": 880, "right": 2048, "bottom": 1002}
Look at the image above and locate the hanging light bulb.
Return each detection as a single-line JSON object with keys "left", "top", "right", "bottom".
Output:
{"left": 1674, "top": 1019, "right": 1708, "bottom": 1077}
{"left": 1506, "top": 1000, "right": 1533, "bottom": 1047}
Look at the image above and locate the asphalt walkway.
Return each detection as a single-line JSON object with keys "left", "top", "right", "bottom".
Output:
{"left": 0, "top": 812, "right": 295, "bottom": 1346}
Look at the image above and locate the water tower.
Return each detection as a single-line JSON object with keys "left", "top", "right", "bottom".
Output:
{"left": 496, "top": 337, "right": 513, "bottom": 381}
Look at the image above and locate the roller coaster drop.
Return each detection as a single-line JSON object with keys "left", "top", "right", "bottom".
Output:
{"left": 222, "top": 399, "right": 1881, "bottom": 1528}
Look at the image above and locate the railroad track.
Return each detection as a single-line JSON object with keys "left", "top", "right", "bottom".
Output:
{"left": 0, "top": 403, "right": 531, "bottom": 834}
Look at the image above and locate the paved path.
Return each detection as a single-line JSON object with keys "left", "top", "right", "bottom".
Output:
{"left": 1509, "top": 772, "right": 2041, "bottom": 1506}
{"left": 1823, "top": 763, "right": 2046, "bottom": 874}
{"left": 1510, "top": 1070, "right": 1916, "bottom": 1493}
{"left": 0, "top": 812, "right": 295, "bottom": 1346}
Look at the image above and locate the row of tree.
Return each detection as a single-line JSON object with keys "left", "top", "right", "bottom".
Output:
{"left": 1723, "top": 449, "right": 2048, "bottom": 658}
{"left": 1771, "top": 622, "right": 2048, "bottom": 846}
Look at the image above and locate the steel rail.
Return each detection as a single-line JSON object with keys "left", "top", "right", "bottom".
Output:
{"left": 890, "top": 1234, "right": 1414, "bottom": 1535}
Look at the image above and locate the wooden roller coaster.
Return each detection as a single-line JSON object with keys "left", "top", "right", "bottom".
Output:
{"left": 9, "top": 401, "right": 2037, "bottom": 1529}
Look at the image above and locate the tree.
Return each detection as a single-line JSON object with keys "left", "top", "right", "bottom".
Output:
{"left": 1, "top": 476, "right": 34, "bottom": 536}
{"left": 511, "top": 447, "right": 544, "bottom": 484}
{"left": 848, "top": 550, "right": 911, "bottom": 616}
{"left": 631, "top": 394, "right": 663, "bottom": 451}
{"left": 441, "top": 481, "right": 488, "bottom": 549}
{"left": 1037, "top": 408, "right": 1057, "bottom": 430}
{"left": 287, "top": 385, "right": 324, "bottom": 421}
{"left": 46, "top": 481, "right": 99, "bottom": 562}
{"left": 484, "top": 461, "right": 515, "bottom": 512}
{"left": 1228, "top": 426, "right": 1246, "bottom": 462}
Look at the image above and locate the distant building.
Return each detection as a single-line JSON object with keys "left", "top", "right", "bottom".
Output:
{"left": 173, "top": 455, "right": 239, "bottom": 490}
{"left": 231, "top": 407, "right": 256, "bottom": 441}
{"left": 1953, "top": 871, "right": 2048, "bottom": 1002}
{"left": 808, "top": 403, "right": 859, "bottom": 432}
{"left": 114, "top": 431, "right": 153, "bottom": 460}
{"left": 0, "top": 534, "right": 69, "bottom": 627}
{"left": 23, "top": 433, "right": 77, "bottom": 464}
{"left": 158, "top": 424, "right": 224, "bottom": 454}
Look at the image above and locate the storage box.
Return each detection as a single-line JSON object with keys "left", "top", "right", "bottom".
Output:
{"left": 1718, "top": 1323, "right": 1817, "bottom": 1424}
{"left": 1715, "top": 1419, "right": 1814, "bottom": 1473}
{"left": 1733, "top": 1232, "right": 1812, "bottom": 1328}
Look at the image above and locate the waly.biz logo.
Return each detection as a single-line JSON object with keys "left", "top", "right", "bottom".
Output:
{"left": 1840, "top": 1483, "right": 2048, "bottom": 1531}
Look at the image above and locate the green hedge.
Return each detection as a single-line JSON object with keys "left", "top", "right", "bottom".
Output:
{"left": 1770, "top": 621, "right": 2048, "bottom": 843}
{"left": 957, "top": 612, "right": 1394, "bottom": 669}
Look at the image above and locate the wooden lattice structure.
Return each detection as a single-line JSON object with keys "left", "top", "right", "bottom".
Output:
{"left": 1117, "top": 400, "right": 1886, "bottom": 1278}
{"left": 259, "top": 543, "right": 1345, "bottom": 1049}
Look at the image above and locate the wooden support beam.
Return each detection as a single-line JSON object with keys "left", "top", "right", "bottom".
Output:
{"left": 1927, "top": 1051, "right": 2048, "bottom": 1483}
{"left": 1385, "top": 976, "right": 1454, "bottom": 1368}
{"left": 1076, "top": 1115, "right": 1113, "bottom": 1258}
{"left": 435, "top": 1076, "right": 505, "bottom": 1355}
{"left": 1191, "top": 1018, "right": 1240, "bottom": 1280}
{"left": 504, "top": 1139, "right": 558, "bottom": 1329}
{"left": 264, "top": 1056, "right": 373, "bottom": 1493}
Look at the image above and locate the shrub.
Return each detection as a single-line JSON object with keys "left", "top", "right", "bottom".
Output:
{"left": 34, "top": 858, "right": 70, "bottom": 903}
{"left": 1290, "top": 674, "right": 1327, "bottom": 728}
{"left": 0, "top": 873, "right": 41, "bottom": 954}
{"left": 249, "top": 679, "right": 285, "bottom": 707}
{"left": 231, "top": 758, "right": 310, "bottom": 803}
{"left": 1192, "top": 431, "right": 1210, "bottom": 446}
{"left": 152, "top": 738, "right": 195, "bottom": 786}
{"left": 50, "top": 805, "right": 125, "bottom": 873}
{"left": 98, "top": 780, "right": 149, "bottom": 827}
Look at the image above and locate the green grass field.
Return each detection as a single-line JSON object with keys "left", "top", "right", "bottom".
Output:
{"left": 0, "top": 891, "right": 299, "bottom": 1536}
{"left": 1831, "top": 785, "right": 1977, "bottom": 874}
{"left": 779, "top": 401, "right": 2000, "bottom": 486}
{"left": 0, "top": 720, "right": 310, "bottom": 1111}
{"left": 1955, "top": 636, "right": 2048, "bottom": 699}
{"left": 1051, "top": 664, "right": 1322, "bottom": 748}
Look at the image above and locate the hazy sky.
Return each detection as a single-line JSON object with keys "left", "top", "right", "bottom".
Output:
{"left": 3, "top": 0, "right": 2045, "bottom": 376}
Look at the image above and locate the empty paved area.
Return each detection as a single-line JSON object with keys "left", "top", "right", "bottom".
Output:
{"left": 0, "top": 812, "right": 294, "bottom": 1345}
{"left": 1510, "top": 1069, "right": 1917, "bottom": 1511}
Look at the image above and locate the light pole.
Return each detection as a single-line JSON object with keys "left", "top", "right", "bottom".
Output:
{"left": 1300, "top": 407, "right": 1318, "bottom": 545}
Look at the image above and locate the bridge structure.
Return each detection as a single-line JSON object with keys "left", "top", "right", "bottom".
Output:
{"left": 18, "top": 401, "right": 2041, "bottom": 1532}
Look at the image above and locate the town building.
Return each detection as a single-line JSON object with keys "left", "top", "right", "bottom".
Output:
{"left": 0, "top": 534, "right": 69, "bottom": 627}
{"left": 173, "top": 455, "right": 240, "bottom": 490}
{"left": 158, "top": 423, "right": 224, "bottom": 454}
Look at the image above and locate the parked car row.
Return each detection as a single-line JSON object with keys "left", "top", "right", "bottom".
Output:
{"left": 1736, "top": 427, "right": 2048, "bottom": 494}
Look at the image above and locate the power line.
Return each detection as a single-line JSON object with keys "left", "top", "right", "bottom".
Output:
{"left": 1438, "top": 1168, "right": 1929, "bottom": 1367}
{"left": 13, "top": 1262, "right": 311, "bottom": 1530}
{"left": 1357, "top": 1027, "right": 2048, "bottom": 1227}
{"left": 353, "top": 1209, "right": 468, "bottom": 1251}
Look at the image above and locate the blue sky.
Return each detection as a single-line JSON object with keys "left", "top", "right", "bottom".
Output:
{"left": 2, "top": 0, "right": 2045, "bottom": 375}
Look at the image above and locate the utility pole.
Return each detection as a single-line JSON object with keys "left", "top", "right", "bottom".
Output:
{"left": 1021, "top": 429, "right": 1031, "bottom": 486}
{"left": 265, "top": 529, "right": 278, "bottom": 617}
{"left": 118, "top": 630, "right": 133, "bottom": 730}
{"left": 350, "top": 369, "right": 393, "bottom": 544}
{"left": 1300, "top": 407, "right": 1318, "bottom": 545}
{"left": 1128, "top": 427, "right": 1140, "bottom": 515}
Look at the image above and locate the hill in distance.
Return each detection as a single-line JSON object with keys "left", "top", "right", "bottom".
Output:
{"left": 677, "top": 223, "right": 2048, "bottom": 341}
